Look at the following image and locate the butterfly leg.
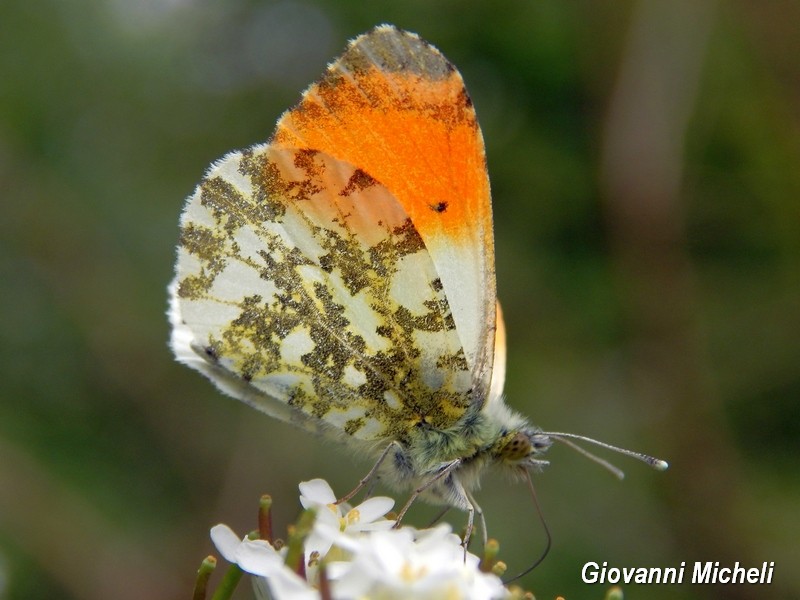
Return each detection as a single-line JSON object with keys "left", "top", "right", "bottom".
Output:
{"left": 426, "top": 505, "right": 451, "bottom": 527}
{"left": 451, "top": 476, "right": 477, "bottom": 557}
{"left": 465, "top": 488, "right": 488, "bottom": 548}
{"left": 336, "top": 440, "right": 399, "bottom": 505}
{"left": 393, "top": 458, "right": 462, "bottom": 526}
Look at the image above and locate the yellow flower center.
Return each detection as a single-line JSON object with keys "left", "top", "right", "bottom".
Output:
{"left": 339, "top": 508, "right": 360, "bottom": 530}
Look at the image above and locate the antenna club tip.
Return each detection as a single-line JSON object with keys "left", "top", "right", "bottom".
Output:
{"left": 653, "top": 459, "right": 669, "bottom": 471}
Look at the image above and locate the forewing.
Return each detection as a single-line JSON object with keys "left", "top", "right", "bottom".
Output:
{"left": 169, "top": 145, "right": 474, "bottom": 440}
{"left": 272, "top": 25, "right": 497, "bottom": 404}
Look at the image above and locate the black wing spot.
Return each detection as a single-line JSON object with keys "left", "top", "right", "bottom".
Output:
{"left": 429, "top": 201, "right": 448, "bottom": 213}
{"left": 203, "top": 345, "right": 219, "bottom": 363}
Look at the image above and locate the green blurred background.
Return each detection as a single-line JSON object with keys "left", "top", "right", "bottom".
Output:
{"left": 1, "top": 1, "right": 798, "bottom": 599}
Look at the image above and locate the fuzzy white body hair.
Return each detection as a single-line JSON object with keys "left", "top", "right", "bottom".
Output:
{"left": 377, "top": 396, "right": 551, "bottom": 510}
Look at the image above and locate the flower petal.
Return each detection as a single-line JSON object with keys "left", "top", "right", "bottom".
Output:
{"left": 304, "top": 529, "right": 334, "bottom": 561}
{"left": 298, "top": 478, "right": 336, "bottom": 507}
{"left": 266, "top": 570, "right": 319, "bottom": 600}
{"left": 353, "top": 496, "right": 394, "bottom": 523}
{"left": 236, "top": 539, "right": 283, "bottom": 576}
{"left": 357, "top": 520, "right": 396, "bottom": 532}
{"left": 210, "top": 524, "right": 243, "bottom": 562}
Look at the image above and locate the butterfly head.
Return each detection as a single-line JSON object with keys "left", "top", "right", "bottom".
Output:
{"left": 491, "top": 428, "right": 552, "bottom": 472}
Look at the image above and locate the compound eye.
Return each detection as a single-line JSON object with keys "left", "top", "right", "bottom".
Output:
{"left": 499, "top": 431, "right": 532, "bottom": 462}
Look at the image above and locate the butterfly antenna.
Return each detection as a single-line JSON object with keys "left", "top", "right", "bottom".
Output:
{"left": 542, "top": 431, "right": 669, "bottom": 479}
{"left": 552, "top": 436, "right": 625, "bottom": 479}
{"left": 504, "top": 469, "right": 551, "bottom": 583}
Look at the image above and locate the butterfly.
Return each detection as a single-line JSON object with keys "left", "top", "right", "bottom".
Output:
{"left": 168, "top": 24, "right": 666, "bottom": 551}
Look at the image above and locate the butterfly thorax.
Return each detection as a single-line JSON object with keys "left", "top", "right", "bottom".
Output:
{"left": 382, "top": 399, "right": 552, "bottom": 508}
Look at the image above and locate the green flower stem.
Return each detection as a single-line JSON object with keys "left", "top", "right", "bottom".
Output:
{"left": 285, "top": 508, "right": 317, "bottom": 575}
{"left": 193, "top": 556, "right": 216, "bottom": 600}
{"left": 210, "top": 564, "right": 244, "bottom": 600}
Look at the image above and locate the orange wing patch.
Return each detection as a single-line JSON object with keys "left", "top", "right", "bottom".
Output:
{"left": 273, "top": 25, "right": 497, "bottom": 400}
{"left": 273, "top": 50, "right": 487, "bottom": 242}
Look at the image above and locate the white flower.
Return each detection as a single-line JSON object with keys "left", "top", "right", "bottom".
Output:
{"left": 298, "top": 478, "right": 395, "bottom": 561}
{"left": 208, "top": 481, "right": 509, "bottom": 600}
{"left": 327, "top": 524, "right": 509, "bottom": 600}
{"left": 209, "top": 524, "right": 316, "bottom": 600}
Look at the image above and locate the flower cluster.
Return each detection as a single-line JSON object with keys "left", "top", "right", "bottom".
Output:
{"left": 208, "top": 479, "right": 511, "bottom": 600}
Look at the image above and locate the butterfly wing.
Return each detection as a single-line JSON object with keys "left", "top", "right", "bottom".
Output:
{"left": 272, "top": 25, "right": 498, "bottom": 403}
{"left": 170, "top": 144, "right": 474, "bottom": 441}
{"left": 488, "top": 302, "right": 507, "bottom": 402}
{"left": 169, "top": 25, "right": 499, "bottom": 441}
